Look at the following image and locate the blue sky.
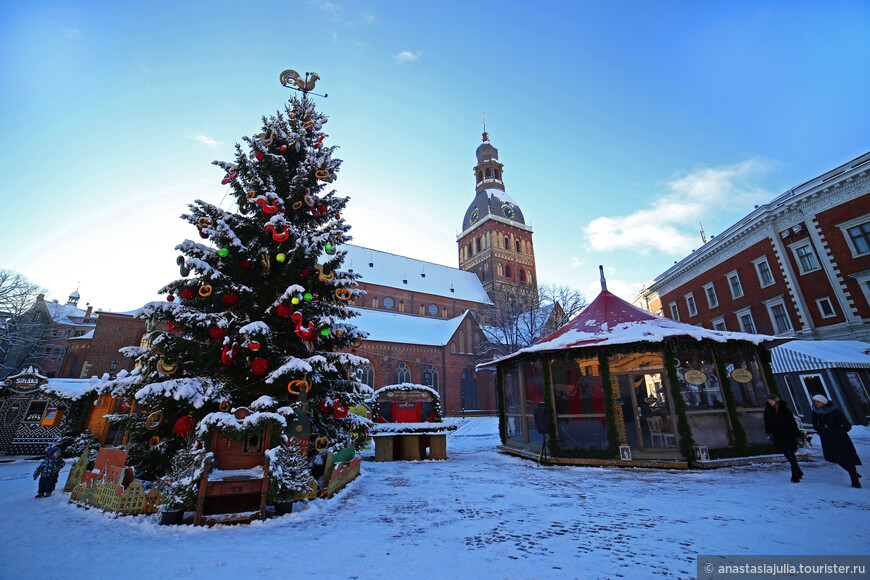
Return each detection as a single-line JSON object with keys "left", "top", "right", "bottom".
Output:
{"left": 1, "top": 0, "right": 868, "bottom": 312}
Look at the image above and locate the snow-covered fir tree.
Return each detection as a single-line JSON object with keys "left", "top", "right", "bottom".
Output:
{"left": 102, "top": 88, "right": 372, "bottom": 482}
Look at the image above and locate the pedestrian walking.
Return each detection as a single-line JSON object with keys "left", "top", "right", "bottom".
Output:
{"left": 764, "top": 394, "right": 803, "bottom": 482}
{"left": 811, "top": 395, "right": 862, "bottom": 488}
{"left": 33, "top": 446, "right": 65, "bottom": 498}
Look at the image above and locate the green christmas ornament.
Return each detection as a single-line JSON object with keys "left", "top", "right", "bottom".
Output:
{"left": 303, "top": 293, "right": 313, "bottom": 302}
{"left": 276, "top": 253, "right": 286, "bottom": 263}
{"left": 219, "top": 246, "right": 229, "bottom": 257}
{"left": 320, "top": 328, "right": 330, "bottom": 337}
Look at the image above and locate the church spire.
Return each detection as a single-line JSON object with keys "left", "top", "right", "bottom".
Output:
{"left": 473, "top": 118, "right": 504, "bottom": 194}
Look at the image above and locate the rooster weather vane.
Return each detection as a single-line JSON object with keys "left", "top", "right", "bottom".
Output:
{"left": 279, "top": 69, "right": 327, "bottom": 98}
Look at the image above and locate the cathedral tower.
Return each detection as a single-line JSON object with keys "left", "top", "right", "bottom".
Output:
{"left": 457, "top": 130, "right": 537, "bottom": 298}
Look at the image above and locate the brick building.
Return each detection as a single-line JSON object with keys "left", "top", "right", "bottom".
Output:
{"left": 58, "top": 310, "right": 148, "bottom": 380}
{"left": 634, "top": 151, "right": 870, "bottom": 342}
{"left": 342, "top": 130, "right": 539, "bottom": 415}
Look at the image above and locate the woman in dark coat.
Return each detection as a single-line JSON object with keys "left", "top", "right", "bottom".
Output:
{"left": 764, "top": 394, "right": 803, "bottom": 482}
{"left": 811, "top": 394, "right": 862, "bottom": 488}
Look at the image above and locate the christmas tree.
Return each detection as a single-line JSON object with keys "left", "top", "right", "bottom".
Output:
{"left": 105, "top": 72, "right": 371, "bottom": 484}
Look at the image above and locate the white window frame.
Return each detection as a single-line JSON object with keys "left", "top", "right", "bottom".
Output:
{"left": 789, "top": 241, "right": 821, "bottom": 274}
{"left": 752, "top": 256, "right": 775, "bottom": 288}
{"left": 836, "top": 213, "right": 870, "bottom": 258}
{"left": 781, "top": 376, "right": 804, "bottom": 418}
{"left": 799, "top": 373, "right": 832, "bottom": 404}
{"left": 726, "top": 270, "right": 744, "bottom": 299}
{"left": 703, "top": 282, "right": 718, "bottom": 309}
{"left": 849, "top": 270, "right": 870, "bottom": 309}
{"left": 816, "top": 297, "right": 836, "bottom": 319}
{"left": 763, "top": 296, "right": 793, "bottom": 334}
{"left": 668, "top": 301, "right": 680, "bottom": 321}
{"left": 684, "top": 293, "right": 698, "bottom": 317}
{"left": 734, "top": 307, "right": 756, "bottom": 334}
{"left": 711, "top": 316, "right": 727, "bottom": 331}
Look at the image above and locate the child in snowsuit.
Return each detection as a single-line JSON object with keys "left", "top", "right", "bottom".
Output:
{"left": 33, "top": 446, "right": 64, "bottom": 498}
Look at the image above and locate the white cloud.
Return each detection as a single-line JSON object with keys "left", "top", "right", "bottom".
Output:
{"left": 395, "top": 50, "right": 422, "bottom": 64}
{"left": 582, "top": 159, "right": 774, "bottom": 255}
{"left": 309, "top": 0, "right": 342, "bottom": 21}
{"left": 190, "top": 135, "right": 222, "bottom": 148}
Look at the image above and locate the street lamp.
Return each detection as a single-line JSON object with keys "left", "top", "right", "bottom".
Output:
{"left": 110, "top": 360, "right": 119, "bottom": 379}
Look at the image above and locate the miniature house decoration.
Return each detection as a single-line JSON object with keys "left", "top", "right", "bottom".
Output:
{"left": 369, "top": 383, "right": 456, "bottom": 461}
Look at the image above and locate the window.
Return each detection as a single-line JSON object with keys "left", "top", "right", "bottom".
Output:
{"left": 753, "top": 257, "right": 775, "bottom": 288}
{"left": 850, "top": 271, "right": 870, "bottom": 309}
{"left": 515, "top": 240, "right": 520, "bottom": 252}
{"left": 816, "top": 297, "right": 836, "bottom": 318}
{"left": 504, "top": 236, "right": 509, "bottom": 249}
{"left": 703, "top": 283, "right": 718, "bottom": 308}
{"left": 485, "top": 168, "right": 491, "bottom": 179}
{"left": 763, "top": 298, "right": 792, "bottom": 334}
{"left": 727, "top": 271, "right": 744, "bottom": 299}
{"left": 735, "top": 307, "right": 756, "bottom": 334}
{"left": 792, "top": 243, "right": 820, "bottom": 273}
{"left": 357, "top": 363, "right": 374, "bottom": 387}
{"left": 494, "top": 169, "right": 500, "bottom": 180}
{"left": 668, "top": 302, "right": 680, "bottom": 321}
{"left": 383, "top": 297, "right": 394, "bottom": 309}
{"left": 504, "top": 265, "right": 511, "bottom": 278}
{"left": 519, "top": 270, "right": 526, "bottom": 282}
{"left": 418, "top": 304, "right": 425, "bottom": 315}
{"left": 393, "top": 363, "right": 411, "bottom": 384}
{"left": 711, "top": 317, "right": 727, "bottom": 331}
{"left": 474, "top": 238, "right": 480, "bottom": 253}
{"left": 371, "top": 297, "right": 379, "bottom": 309}
{"left": 422, "top": 365, "right": 438, "bottom": 390}
{"left": 684, "top": 293, "right": 698, "bottom": 317}
{"left": 442, "top": 307, "right": 448, "bottom": 319}
{"left": 398, "top": 300, "right": 405, "bottom": 313}
{"left": 24, "top": 401, "right": 47, "bottom": 422}
{"left": 838, "top": 215, "right": 870, "bottom": 257}
{"left": 477, "top": 171, "right": 483, "bottom": 183}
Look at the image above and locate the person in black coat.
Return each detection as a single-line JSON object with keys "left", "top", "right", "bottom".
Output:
{"left": 811, "top": 394, "right": 862, "bottom": 488}
{"left": 33, "top": 446, "right": 65, "bottom": 498}
{"left": 764, "top": 394, "right": 803, "bottom": 482}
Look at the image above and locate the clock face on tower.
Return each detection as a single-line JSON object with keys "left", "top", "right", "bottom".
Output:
{"left": 470, "top": 208, "right": 480, "bottom": 224}
{"left": 502, "top": 205, "right": 515, "bottom": 220}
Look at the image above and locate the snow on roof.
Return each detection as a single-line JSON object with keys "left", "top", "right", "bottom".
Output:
{"left": 69, "top": 330, "right": 94, "bottom": 340}
{"left": 341, "top": 245, "right": 492, "bottom": 305}
{"left": 41, "top": 375, "right": 107, "bottom": 401}
{"left": 350, "top": 308, "right": 469, "bottom": 346}
{"left": 480, "top": 290, "right": 776, "bottom": 368}
{"left": 45, "top": 302, "right": 94, "bottom": 326}
{"left": 484, "top": 187, "right": 518, "bottom": 208}
{"left": 771, "top": 340, "right": 870, "bottom": 373}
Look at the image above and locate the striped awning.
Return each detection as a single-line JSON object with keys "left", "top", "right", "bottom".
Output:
{"left": 770, "top": 340, "right": 870, "bottom": 373}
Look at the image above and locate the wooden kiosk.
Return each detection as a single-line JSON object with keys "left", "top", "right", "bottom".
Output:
{"left": 369, "top": 383, "right": 456, "bottom": 462}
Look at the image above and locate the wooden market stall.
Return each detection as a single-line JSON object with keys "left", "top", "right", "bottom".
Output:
{"left": 369, "top": 383, "right": 456, "bottom": 461}
{"left": 479, "top": 284, "right": 783, "bottom": 468}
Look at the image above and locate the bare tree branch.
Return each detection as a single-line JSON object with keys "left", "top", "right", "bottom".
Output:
{"left": 0, "top": 270, "right": 50, "bottom": 379}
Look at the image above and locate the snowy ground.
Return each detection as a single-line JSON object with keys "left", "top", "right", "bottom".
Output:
{"left": 1, "top": 418, "right": 868, "bottom": 580}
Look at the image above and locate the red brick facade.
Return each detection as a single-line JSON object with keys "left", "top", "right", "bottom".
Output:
{"left": 637, "top": 152, "right": 870, "bottom": 342}
{"left": 59, "top": 312, "right": 148, "bottom": 379}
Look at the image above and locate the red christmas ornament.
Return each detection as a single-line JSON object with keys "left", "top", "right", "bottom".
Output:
{"left": 198, "top": 226, "right": 209, "bottom": 239}
{"left": 167, "top": 323, "right": 182, "bottom": 333}
{"left": 334, "top": 405, "right": 349, "bottom": 418}
{"left": 249, "top": 342, "right": 260, "bottom": 352}
{"left": 209, "top": 326, "right": 226, "bottom": 340}
{"left": 319, "top": 401, "right": 333, "bottom": 415}
{"left": 240, "top": 259, "right": 253, "bottom": 270}
{"left": 276, "top": 303, "right": 292, "bottom": 318}
{"left": 173, "top": 415, "right": 195, "bottom": 437}
{"left": 251, "top": 357, "right": 269, "bottom": 376}
{"left": 280, "top": 145, "right": 287, "bottom": 153}
{"left": 300, "top": 267, "right": 311, "bottom": 279}
{"left": 223, "top": 292, "right": 240, "bottom": 306}
{"left": 179, "top": 288, "right": 195, "bottom": 300}
{"left": 255, "top": 151, "right": 265, "bottom": 160}
{"left": 167, "top": 295, "right": 175, "bottom": 302}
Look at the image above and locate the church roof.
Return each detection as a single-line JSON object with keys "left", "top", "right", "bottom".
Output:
{"left": 45, "top": 301, "right": 96, "bottom": 327}
{"left": 480, "top": 290, "right": 776, "bottom": 368}
{"left": 341, "top": 245, "right": 492, "bottom": 305}
{"left": 350, "top": 308, "right": 472, "bottom": 346}
{"left": 461, "top": 188, "right": 527, "bottom": 233}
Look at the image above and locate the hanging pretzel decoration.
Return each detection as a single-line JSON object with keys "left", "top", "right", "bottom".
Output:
{"left": 292, "top": 201, "right": 303, "bottom": 210}
{"left": 198, "top": 285, "right": 213, "bottom": 297}
{"left": 156, "top": 358, "right": 179, "bottom": 376}
{"left": 287, "top": 379, "right": 310, "bottom": 395}
{"left": 349, "top": 337, "right": 363, "bottom": 348}
{"left": 145, "top": 412, "right": 163, "bottom": 430}
{"left": 335, "top": 288, "right": 352, "bottom": 301}
{"left": 149, "top": 436, "right": 163, "bottom": 448}
{"left": 314, "top": 437, "right": 329, "bottom": 452}
{"left": 264, "top": 223, "right": 290, "bottom": 242}
{"left": 315, "top": 170, "right": 330, "bottom": 181}
{"left": 314, "top": 264, "right": 334, "bottom": 282}
{"left": 219, "top": 401, "right": 231, "bottom": 412}
{"left": 257, "top": 130, "right": 275, "bottom": 147}
{"left": 197, "top": 217, "right": 212, "bottom": 227}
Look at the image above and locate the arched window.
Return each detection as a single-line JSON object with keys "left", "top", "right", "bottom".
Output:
{"left": 494, "top": 169, "right": 500, "bottom": 179}
{"left": 515, "top": 240, "right": 521, "bottom": 252}
{"left": 477, "top": 171, "right": 483, "bottom": 183}
{"left": 485, "top": 168, "right": 491, "bottom": 178}
{"left": 458, "top": 330, "right": 466, "bottom": 353}
{"left": 520, "top": 270, "right": 526, "bottom": 282}
{"left": 497, "top": 263, "right": 504, "bottom": 276}
{"left": 474, "top": 238, "right": 480, "bottom": 253}
{"left": 398, "top": 300, "right": 405, "bottom": 313}
{"left": 357, "top": 363, "right": 375, "bottom": 387}
{"left": 504, "top": 236, "right": 509, "bottom": 249}
{"left": 442, "top": 308, "right": 448, "bottom": 319}
{"left": 393, "top": 363, "right": 411, "bottom": 384}
{"left": 505, "top": 265, "right": 511, "bottom": 278}
{"left": 419, "top": 304, "right": 425, "bottom": 315}
{"left": 422, "top": 364, "right": 438, "bottom": 390}
{"left": 461, "top": 369, "right": 478, "bottom": 410}
{"left": 450, "top": 342, "right": 456, "bottom": 354}
{"left": 372, "top": 297, "right": 379, "bottom": 309}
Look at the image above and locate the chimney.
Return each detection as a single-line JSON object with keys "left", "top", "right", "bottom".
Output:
{"left": 599, "top": 265, "right": 607, "bottom": 292}
{"left": 85, "top": 305, "right": 93, "bottom": 317}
